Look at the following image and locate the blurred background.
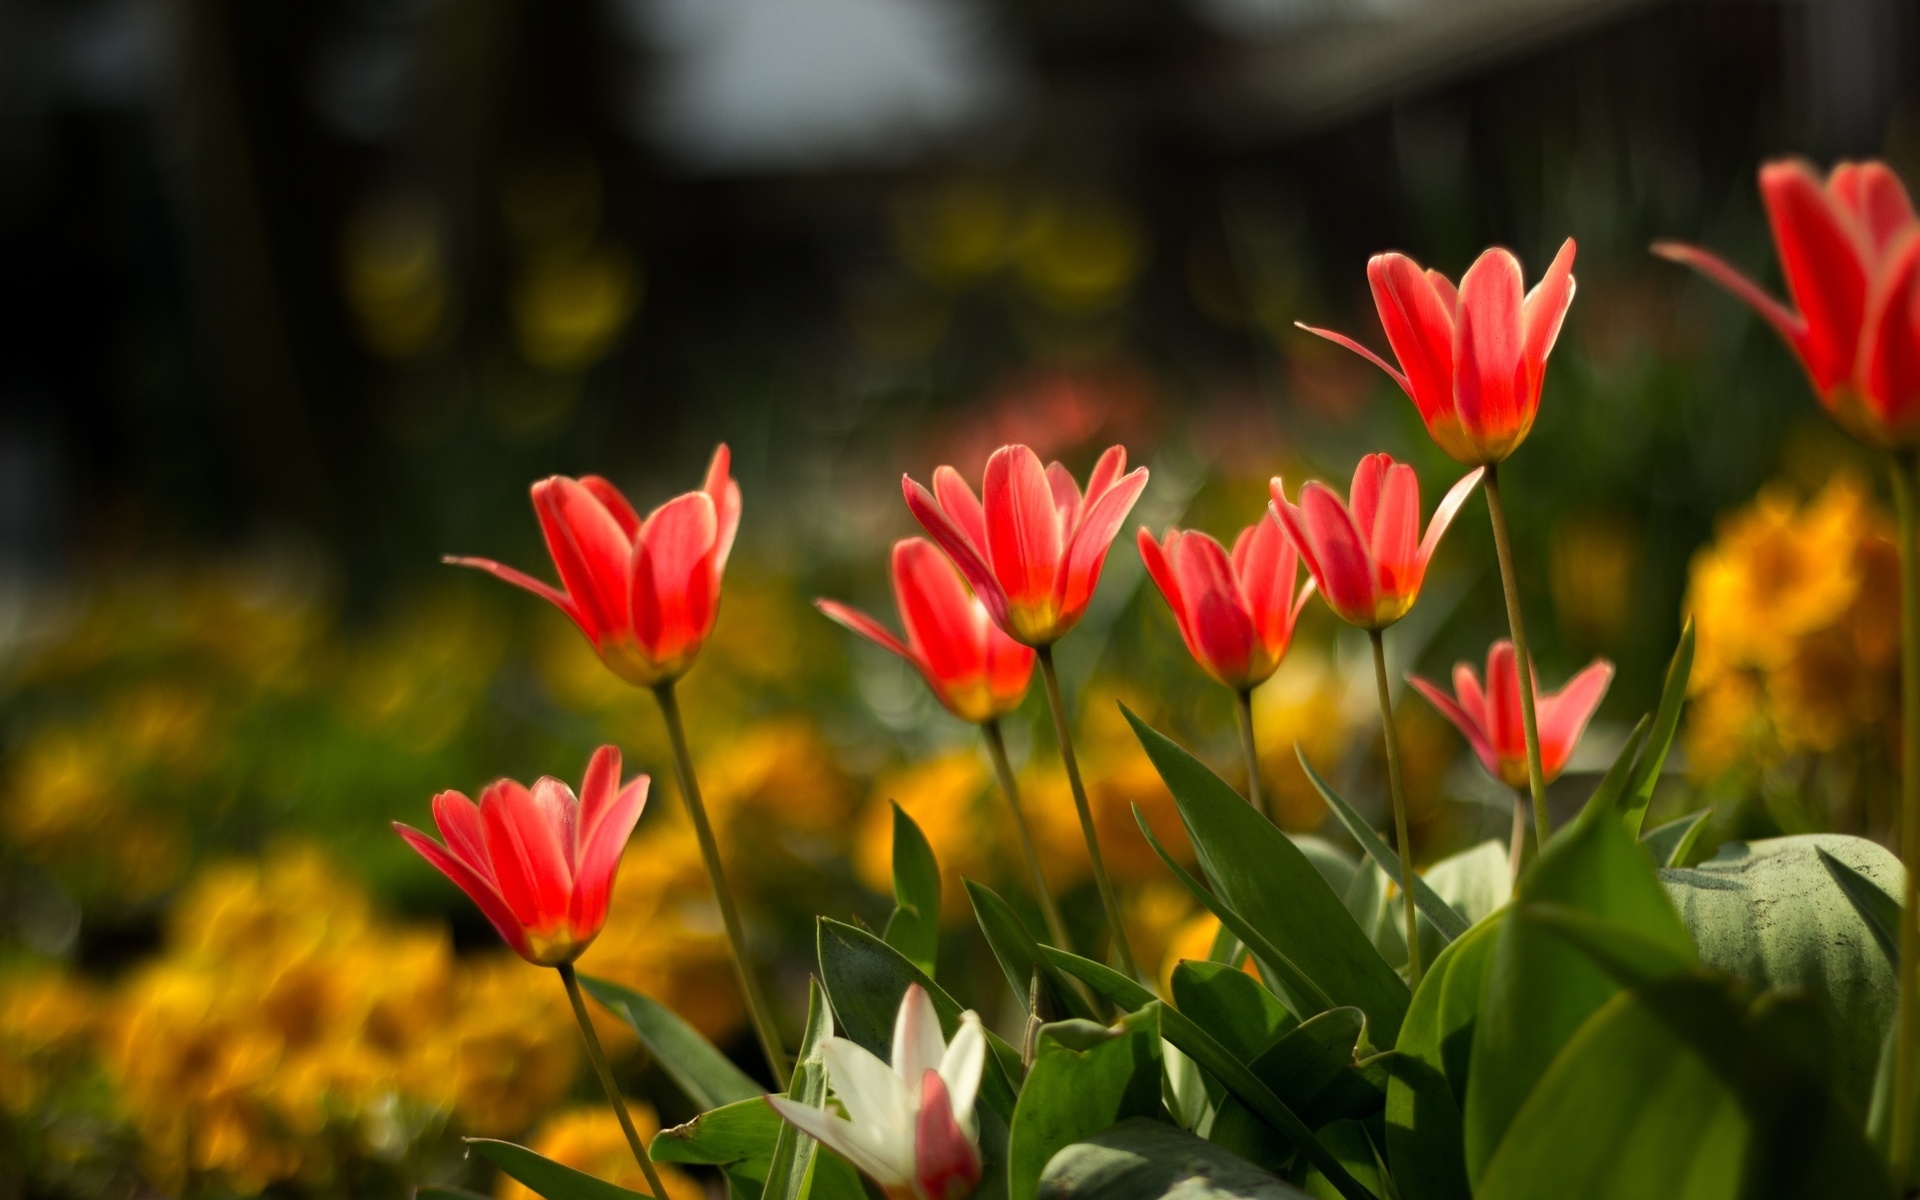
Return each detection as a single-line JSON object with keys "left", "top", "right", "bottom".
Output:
{"left": 1, "top": 0, "right": 1917, "bottom": 1195}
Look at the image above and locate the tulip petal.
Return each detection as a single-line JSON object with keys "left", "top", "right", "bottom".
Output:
{"left": 1268, "top": 480, "right": 1326, "bottom": 591}
{"left": 575, "top": 745, "right": 623, "bottom": 853}
{"left": 1367, "top": 253, "right": 1457, "bottom": 423}
{"left": 1832, "top": 161, "right": 1919, "bottom": 258}
{"left": 1521, "top": 238, "right": 1578, "bottom": 387}
{"left": 1454, "top": 247, "right": 1528, "bottom": 443}
{"left": 580, "top": 476, "right": 642, "bottom": 540}
{"left": 915, "top": 1071, "right": 983, "bottom": 1200}
{"left": 981, "top": 614, "right": 1036, "bottom": 713}
{"left": 1295, "top": 322, "right": 1412, "bottom": 396}
{"left": 1083, "top": 445, "right": 1129, "bottom": 510}
{"left": 1057, "top": 465, "right": 1149, "bottom": 628}
{"left": 1861, "top": 234, "right": 1920, "bottom": 434}
{"left": 1452, "top": 662, "right": 1487, "bottom": 724}
{"left": 705, "top": 444, "right": 743, "bottom": 572}
{"left": 1407, "top": 675, "right": 1499, "bottom": 780}
{"left": 1416, "top": 467, "right": 1485, "bottom": 571}
{"left": 931, "top": 468, "right": 990, "bottom": 554}
{"left": 632, "top": 492, "right": 720, "bottom": 665}
{"left": 983, "top": 446, "right": 1064, "bottom": 615}
{"left": 817, "top": 599, "right": 914, "bottom": 663}
{"left": 1231, "top": 516, "right": 1299, "bottom": 652}
{"left": 1484, "top": 642, "right": 1526, "bottom": 768}
{"left": 1537, "top": 659, "right": 1615, "bottom": 781}
{"left": 1348, "top": 454, "right": 1390, "bottom": 538}
{"left": 892, "top": 982, "right": 946, "bottom": 1085}
{"left": 1295, "top": 482, "right": 1376, "bottom": 625}
{"left": 481, "top": 779, "right": 574, "bottom": 931}
{"left": 822, "top": 1037, "right": 913, "bottom": 1133}
{"left": 1137, "top": 529, "right": 1187, "bottom": 634}
{"left": 937, "top": 1012, "right": 986, "bottom": 1136}
{"left": 1173, "top": 530, "right": 1259, "bottom": 686}
{"left": 766, "top": 1096, "right": 909, "bottom": 1188}
{"left": 443, "top": 556, "right": 578, "bottom": 623}
{"left": 1046, "top": 462, "right": 1083, "bottom": 534}
{"left": 534, "top": 478, "right": 634, "bottom": 640}
{"left": 1761, "top": 158, "right": 1869, "bottom": 390}
{"left": 905, "top": 475, "right": 1009, "bottom": 631}
{"left": 1369, "top": 462, "right": 1421, "bottom": 598}
{"left": 893, "top": 539, "right": 986, "bottom": 697}
{"left": 395, "top": 822, "right": 532, "bottom": 959}
{"left": 1651, "top": 240, "right": 1807, "bottom": 348}
{"left": 431, "top": 789, "right": 494, "bottom": 881}
{"left": 570, "top": 773, "right": 648, "bottom": 935}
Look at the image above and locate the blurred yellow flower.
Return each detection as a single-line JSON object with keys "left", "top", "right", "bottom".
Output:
{"left": 856, "top": 750, "right": 994, "bottom": 923}
{"left": 498, "top": 1103, "right": 705, "bottom": 1200}
{"left": 702, "top": 719, "right": 858, "bottom": 838}
{"left": 1253, "top": 650, "right": 1361, "bottom": 831}
{"left": 0, "top": 967, "right": 95, "bottom": 1116}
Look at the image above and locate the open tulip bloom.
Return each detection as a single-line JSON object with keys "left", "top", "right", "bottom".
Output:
{"left": 1269, "top": 454, "right": 1483, "bottom": 632}
{"left": 1299, "top": 240, "right": 1576, "bottom": 466}
{"left": 817, "top": 538, "right": 1034, "bottom": 725}
{"left": 903, "top": 444, "right": 1149, "bottom": 647}
{"left": 1409, "top": 641, "right": 1613, "bottom": 791}
{"left": 768, "top": 984, "right": 985, "bottom": 1200}
{"left": 1137, "top": 517, "right": 1314, "bottom": 693}
{"left": 393, "top": 746, "right": 649, "bottom": 966}
{"left": 1655, "top": 159, "right": 1920, "bottom": 448}
{"left": 449, "top": 445, "right": 741, "bottom": 688}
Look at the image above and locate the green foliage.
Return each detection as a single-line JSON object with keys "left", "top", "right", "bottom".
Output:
{"left": 759, "top": 980, "right": 867, "bottom": 1200}
{"left": 1007, "top": 1013, "right": 1165, "bottom": 1200}
{"left": 1386, "top": 913, "right": 1504, "bottom": 1200}
{"left": 883, "top": 803, "right": 941, "bottom": 978}
{"left": 1169, "top": 961, "right": 1297, "bottom": 1063}
{"left": 651, "top": 1098, "right": 780, "bottom": 1171}
{"left": 579, "top": 975, "right": 763, "bottom": 1110}
{"left": 1643, "top": 808, "right": 1714, "bottom": 868}
{"left": 466, "top": 1139, "right": 652, "bottom": 1200}
{"left": 1205, "top": 1008, "right": 1379, "bottom": 1173}
{"left": 1037, "top": 1119, "right": 1313, "bottom": 1200}
{"left": 967, "top": 879, "right": 1097, "bottom": 1022}
{"left": 1620, "top": 619, "right": 1695, "bottom": 835}
{"left": 1663, "top": 834, "right": 1902, "bottom": 1108}
{"left": 1124, "top": 708, "right": 1409, "bottom": 1044}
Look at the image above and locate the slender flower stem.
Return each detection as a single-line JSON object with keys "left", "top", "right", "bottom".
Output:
{"left": 1036, "top": 646, "right": 1139, "bottom": 979}
{"left": 1234, "top": 688, "right": 1269, "bottom": 822}
{"left": 1369, "top": 629, "right": 1422, "bottom": 987}
{"left": 652, "top": 681, "right": 790, "bottom": 1090}
{"left": 558, "top": 962, "right": 672, "bottom": 1200}
{"left": 1483, "top": 465, "right": 1551, "bottom": 847}
{"left": 1507, "top": 789, "right": 1528, "bottom": 885}
{"left": 1890, "top": 450, "right": 1920, "bottom": 1181}
{"left": 982, "top": 719, "right": 1073, "bottom": 952}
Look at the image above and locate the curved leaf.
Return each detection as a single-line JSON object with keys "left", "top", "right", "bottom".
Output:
{"left": 884, "top": 803, "right": 941, "bottom": 977}
{"left": 1386, "top": 912, "right": 1503, "bottom": 1200}
{"left": 967, "top": 878, "right": 1096, "bottom": 1022}
{"left": 1170, "top": 961, "right": 1296, "bottom": 1063}
{"left": 580, "top": 975, "right": 762, "bottom": 1109}
{"left": 1620, "top": 620, "right": 1694, "bottom": 835}
{"left": 1038, "top": 1119, "right": 1313, "bottom": 1200}
{"left": 467, "top": 1139, "right": 651, "bottom": 1200}
{"left": 1641, "top": 808, "right": 1713, "bottom": 868}
{"left": 1008, "top": 1013, "right": 1165, "bottom": 1200}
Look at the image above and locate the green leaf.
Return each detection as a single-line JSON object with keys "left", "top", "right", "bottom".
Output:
{"left": 883, "top": 803, "right": 941, "bottom": 977}
{"left": 466, "top": 1139, "right": 651, "bottom": 1200}
{"left": 1144, "top": 1001, "right": 1371, "bottom": 1200}
{"left": 1464, "top": 806, "right": 1694, "bottom": 1182}
{"left": 967, "top": 879, "right": 1096, "bottom": 1022}
{"left": 1008, "top": 1012, "right": 1166, "bottom": 1200}
{"left": 1132, "top": 805, "right": 1335, "bottom": 1018}
{"left": 1170, "top": 960, "right": 1297, "bottom": 1063}
{"left": 1476, "top": 976, "right": 1889, "bottom": 1199}
{"left": 1819, "top": 846, "right": 1902, "bottom": 968}
{"left": 815, "top": 918, "right": 1022, "bottom": 1130}
{"left": 1385, "top": 912, "right": 1504, "bottom": 1200}
{"left": 1619, "top": 620, "right": 1694, "bottom": 836}
{"left": 1041, "top": 945, "right": 1155, "bottom": 1013}
{"left": 1640, "top": 808, "right": 1713, "bottom": 868}
{"left": 1424, "top": 840, "right": 1511, "bottom": 929}
{"left": 652, "top": 1099, "right": 780, "bottom": 1169}
{"left": 1663, "top": 833, "right": 1902, "bottom": 1108}
{"left": 1296, "top": 747, "right": 1471, "bottom": 945}
{"left": 1126, "top": 708, "right": 1408, "bottom": 1046}
{"left": 1288, "top": 834, "right": 1359, "bottom": 897}
{"left": 1206, "top": 1007, "right": 1375, "bottom": 1172}
{"left": 579, "top": 975, "right": 762, "bottom": 1110}
{"left": 760, "top": 979, "right": 866, "bottom": 1200}
{"left": 1580, "top": 715, "right": 1649, "bottom": 823}
{"left": 1301, "top": 1120, "right": 1385, "bottom": 1200}
{"left": 1038, "top": 1119, "right": 1313, "bottom": 1200}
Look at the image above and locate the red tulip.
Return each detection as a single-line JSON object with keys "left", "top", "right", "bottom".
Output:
{"left": 1136, "top": 516, "right": 1315, "bottom": 691}
{"left": 394, "top": 746, "right": 649, "bottom": 966}
{"left": 817, "top": 538, "right": 1035, "bottom": 724}
{"left": 450, "top": 446, "right": 741, "bottom": 687}
{"left": 903, "top": 444, "right": 1149, "bottom": 646}
{"left": 1409, "top": 642, "right": 1613, "bottom": 789}
{"left": 1269, "top": 454, "right": 1483, "bottom": 630}
{"left": 1655, "top": 159, "right": 1920, "bottom": 447}
{"left": 1299, "top": 241, "right": 1577, "bottom": 466}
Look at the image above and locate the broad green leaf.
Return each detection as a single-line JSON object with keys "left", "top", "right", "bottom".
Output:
{"left": 883, "top": 803, "right": 941, "bottom": 977}
{"left": 1297, "top": 748, "right": 1471, "bottom": 944}
{"left": 760, "top": 979, "right": 866, "bottom": 1200}
{"left": 1170, "top": 960, "right": 1296, "bottom": 1063}
{"left": 1476, "top": 976, "right": 1889, "bottom": 1199}
{"left": 1385, "top": 912, "right": 1503, "bottom": 1200}
{"left": 1008, "top": 1013, "right": 1166, "bottom": 1200}
{"left": 1144, "top": 1001, "right": 1371, "bottom": 1200}
{"left": 1288, "top": 834, "right": 1358, "bottom": 897}
{"left": 815, "top": 918, "right": 1022, "bottom": 1126}
{"left": 967, "top": 879, "right": 1096, "bottom": 1022}
{"left": 1132, "top": 806, "right": 1335, "bottom": 1017}
{"left": 1038, "top": 1119, "right": 1313, "bottom": 1200}
{"left": 652, "top": 1099, "right": 780, "bottom": 1168}
{"left": 1580, "top": 715, "right": 1649, "bottom": 822}
{"left": 1207, "top": 1007, "right": 1374, "bottom": 1172}
{"left": 1301, "top": 1120, "right": 1385, "bottom": 1200}
{"left": 466, "top": 1139, "right": 651, "bottom": 1200}
{"left": 1424, "top": 840, "right": 1511, "bottom": 928}
{"left": 1819, "top": 846, "right": 1902, "bottom": 967}
{"left": 1641, "top": 808, "right": 1713, "bottom": 868}
{"left": 1340, "top": 861, "right": 1387, "bottom": 947}
{"left": 579, "top": 975, "right": 762, "bottom": 1110}
{"left": 1124, "top": 711, "right": 1407, "bottom": 1043}
{"left": 1620, "top": 620, "right": 1694, "bottom": 835}
{"left": 1663, "top": 833, "right": 1902, "bottom": 1108}
{"left": 1464, "top": 807, "right": 1693, "bottom": 1182}
{"left": 1041, "top": 946, "right": 1155, "bottom": 1013}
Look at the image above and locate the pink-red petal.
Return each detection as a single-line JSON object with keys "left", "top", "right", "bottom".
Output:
{"left": 1761, "top": 159, "right": 1870, "bottom": 391}
{"left": 982, "top": 445, "right": 1064, "bottom": 613}
{"left": 395, "top": 822, "right": 532, "bottom": 959}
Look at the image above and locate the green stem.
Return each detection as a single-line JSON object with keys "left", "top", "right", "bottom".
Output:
{"left": 1235, "top": 688, "right": 1270, "bottom": 822}
{"left": 1890, "top": 451, "right": 1920, "bottom": 1182}
{"left": 982, "top": 718, "right": 1074, "bottom": 953}
{"left": 559, "top": 962, "right": 672, "bottom": 1199}
{"left": 1508, "top": 788, "right": 1528, "bottom": 886}
{"left": 1369, "top": 629, "right": 1422, "bottom": 987}
{"left": 653, "top": 681, "right": 791, "bottom": 1091}
{"left": 1483, "top": 465, "right": 1552, "bottom": 847}
{"left": 1036, "top": 646, "right": 1139, "bottom": 979}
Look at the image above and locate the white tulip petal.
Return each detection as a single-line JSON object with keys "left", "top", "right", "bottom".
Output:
{"left": 936, "top": 1013, "right": 986, "bottom": 1138}
{"left": 892, "top": 983, "right": 947, "bottom": 1086}
{"left": 822, "top": 1037, "right": 912, "bottom": 1131}
{"left": 766, "top": 1096, "right": 907, "bottom": 1187}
